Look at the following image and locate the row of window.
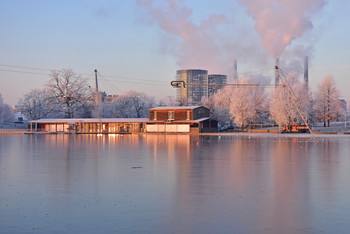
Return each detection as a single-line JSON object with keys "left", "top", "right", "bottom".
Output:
{"left": 153, "top": 111, "right": 191, "bottom": 121}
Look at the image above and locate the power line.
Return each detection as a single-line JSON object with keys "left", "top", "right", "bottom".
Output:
{"left": 97, "top": 71, "right": 169, "bottom": 84}
{"left": 0, "top": 63, "right": 93, "bottom": 76}
{"left": 0, "top": 68, "right": 93, "bottom": 80}
{"left": 0, "top": 63, "right": 53, "bottom": 71}
{"left": 97, "top": 76, "right": 169, "bottom": 87}
{"left": 0, "top": 63, "right": 170, "bottom": 86}
{"left": 0, "top": 68, "right": 50, "bottom": 76}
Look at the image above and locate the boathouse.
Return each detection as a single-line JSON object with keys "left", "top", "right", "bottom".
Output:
{"left": 147, "top": 106, "right": 217, "bottom": 133}
{"left": 29, "top": 106, "right": 218, "bottom": 134}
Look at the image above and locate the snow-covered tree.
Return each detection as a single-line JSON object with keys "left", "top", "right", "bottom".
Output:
{"left": 17, "top": 89, "right": 55, "bottom": 120}
{"left": 158, "top": 96, "right": 177, "bottom": 107}
{"left": 111, "top": 91, "right": 154, "bottom": 118}
{"left": 228, "top": 78, "right": 266, "bottom": 131}
{"left": 206, "top": 78, "right": 267, "bottom": 130}
{"left": 202, "top": 88, "right": 231, "bottom": 126}
{"left": 0, "top": 94, "right": 14, "bottom": 124}
{"left": 314, "top": 75, "right": 342, "bottom": 127}
{"left": 269, "top": 77, "right": 311, "bottom": 130}
{"left": 47, "top": 69, "right": 91, "bottom": 118}
{"left": 97, "top": 103, "right": 114, "bottom": 118}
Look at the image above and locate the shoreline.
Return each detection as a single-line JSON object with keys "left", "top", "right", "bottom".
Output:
{"left": 1, "top": 130, "right": 350, "bottom": 138}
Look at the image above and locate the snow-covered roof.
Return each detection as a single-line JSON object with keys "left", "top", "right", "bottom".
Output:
{"left": 149, "top": 106, "right": 203, "bottom": 110}
{"left": 30, "top": 118, "right": 149, "bottom": 124}
{"left": 147, "top": 117, "right": 211, "bottom": 123}
{"left": 30, "top": 117, "right": 214, "bottom": 124}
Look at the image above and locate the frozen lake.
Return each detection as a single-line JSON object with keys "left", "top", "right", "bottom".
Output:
{"left": 1, "top": 134, "right": 350, "bottom": 233}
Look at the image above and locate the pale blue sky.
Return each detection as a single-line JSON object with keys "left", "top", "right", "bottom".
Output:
{"left": 0, "top": 0, "right": 349, "bottom": 106}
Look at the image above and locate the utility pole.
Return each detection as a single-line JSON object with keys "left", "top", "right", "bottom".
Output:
{"left": 92, "top": 69, "right": 101, "bottom": 123}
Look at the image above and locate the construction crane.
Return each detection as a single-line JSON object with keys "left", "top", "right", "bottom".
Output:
{"left": 275, "top": 65, "right": 318, "bottom": 142}
{"left": 170, "top": 80, "right": 276, "bottom": 88}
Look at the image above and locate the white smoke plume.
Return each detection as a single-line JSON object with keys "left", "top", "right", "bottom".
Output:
{"left": 239, "top": 0, "right": 325, "bottom": 57}
{"left": 136, "top": 0, "right": 229, "bottom": 73}
{"left": 137, "top": 0, "right": 325, "bottom": 84}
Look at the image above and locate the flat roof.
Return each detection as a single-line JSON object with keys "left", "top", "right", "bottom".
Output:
{"left": 149, "top": 106, "right": 203, "bottom": 110}
{"left": 30, "top": 118, "right": 149, "bottom": 124}
{"left": 147, "top": 117, "right": 211, "bottom": 124}
{"left": 30, "top": 117, "right": 213, "bottom": 124}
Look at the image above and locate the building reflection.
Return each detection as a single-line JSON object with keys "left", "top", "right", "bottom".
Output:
{"left": 29, "top": 134, "right": 346, "bottom": 232}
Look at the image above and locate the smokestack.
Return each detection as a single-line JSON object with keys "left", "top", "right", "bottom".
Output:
{"left": 234, "top": 59, "right": 238, "bottom": 81}
{"left": 304, "top": 56, "right": 309, "bottom": 89}
{"left": 94, "top": 69, "right": 99, "bottom": 92}
{"left": 274, "top": 57, "right": 279, "bottom": 86}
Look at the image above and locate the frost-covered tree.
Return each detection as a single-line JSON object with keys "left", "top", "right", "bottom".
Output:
{"left": 202, "top": 88, "right": 231, "bottom": 126}
{"left": 158, "top": 96, "right": 177, "bottom": 107}
{"left": 111, "top": 90, "right": 154, "bottom": 118}
{"left": 269, "top": 77, "right": 311, "bottom": 130}
{"left": 47, "top": 69, "right": 91, "bottom": 118}
{"left": 97, "top": 103, "right": 114, "bottom": 118}
{"left": 314, "top": 75, "right": 342, "bottom": 127}
{"left": 227, "top": 78, "right": 266, "bottom": 131}
{"left": 0, "top": 94, "right": 14, "bottom": 124}
{"left": 17, "top": 89, "right": 56, "bottom": 120}
{"left": 207, "top": 78, "right": 266, "bottom": 130}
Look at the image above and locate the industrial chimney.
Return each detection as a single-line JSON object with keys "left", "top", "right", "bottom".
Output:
{"left": 304, "top": 56, "right": 309, "bottom": 89}
{"left": 274, "top": 57, "right": 279, "bottom": 87}
{"left": 233, "top": 59, "right": 238, "bottom": 81}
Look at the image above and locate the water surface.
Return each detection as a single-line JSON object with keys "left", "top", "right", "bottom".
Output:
{"left": 1, "top": 134, "right": 350, "bottom": 233}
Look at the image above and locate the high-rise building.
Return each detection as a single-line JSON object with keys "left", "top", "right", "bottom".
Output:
{"left": 208, "top": 74, "right": 227, "bottom": 97}
{"left": 176, "top": 69, "right": 208, "bottom": 105}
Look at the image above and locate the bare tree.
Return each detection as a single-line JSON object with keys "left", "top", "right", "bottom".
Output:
{"left": 314, "top": 75, "right": 342, "bottom": 127}
{"left": 47, "top": 69, "right": 91, "bottom": 118}
{"left": 17, "top": 89, "right": 55, "bottom": 120}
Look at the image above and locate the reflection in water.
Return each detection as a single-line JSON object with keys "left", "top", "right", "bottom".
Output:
{"left": 1, "top": 134, "right": 350, "bottom": 233}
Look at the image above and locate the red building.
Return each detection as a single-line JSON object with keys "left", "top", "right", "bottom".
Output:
{"left": 147, "top": 106, "right": 217, "bottom": 133}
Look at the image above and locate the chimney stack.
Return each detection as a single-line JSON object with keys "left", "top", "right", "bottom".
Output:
{"left": 234, "top": 59, "right": 238, "bottom": 81}
{"left": 274, "top": 57, "right": 279, "bottom": 87}
{"left": 304, "top": 56, "right": 309, "bottom": 89}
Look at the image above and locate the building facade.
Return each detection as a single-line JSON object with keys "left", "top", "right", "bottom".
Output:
{"left": 208, "top": 74, "right": 227, "bottom": 97}
{"left": 176, "top": 69, "right": 227, "bottom": 105}
{"left": 176, "top": 69, "right": 208, "bottom": 106}
{"left": 147, "top": 106, "right": 217, "bottom": 134}
{"left": 92, "top": 92, "right": 118, "bottom": 105}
